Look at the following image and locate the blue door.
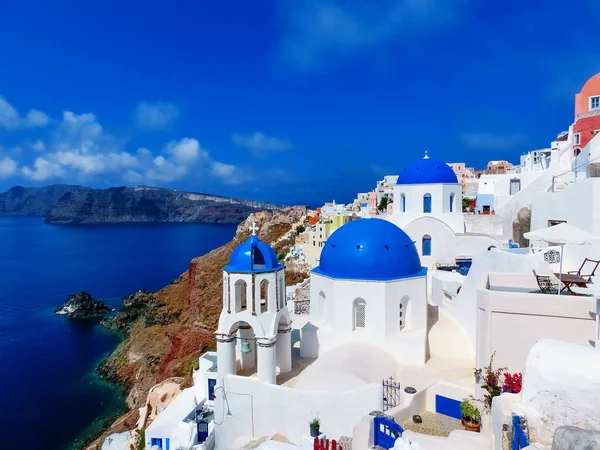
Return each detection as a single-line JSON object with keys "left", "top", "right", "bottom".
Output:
{"left": 198, "top": 419, "right": 209, "bottom": 443}
{"left": 151, "top": 438, "right": 163, "bottom": 449}
{"left": 422, "top": 236, "right": 431, "bottom": 256}
{"left": 208, "top": 378, "right": 216, "bottom": 400}
{"left": 166, "top": 438, "right": 170, "bottom": 450}
{"left": 373, "top": 417, "right": 404, "bottom": 449}
{"left": 423, "top": 194, "right": 432, "bottom": 213}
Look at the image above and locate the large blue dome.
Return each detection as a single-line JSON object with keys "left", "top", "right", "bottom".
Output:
{"left": 397, "top": 157, "right": 458, "bottom": 185}
{"left": 314, "top": 219, "right": 424, "bottom": 281}
{"left": 224, "top": 235, "right": 283, "bottom": 273}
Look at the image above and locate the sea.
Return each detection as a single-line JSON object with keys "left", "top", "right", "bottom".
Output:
{"left": 0, "top": 217, "right": 237, "bottom": 450}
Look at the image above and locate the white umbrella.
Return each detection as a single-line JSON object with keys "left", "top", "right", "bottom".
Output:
{"left": 524, "top": 223, "right": 600, "bottom": 295}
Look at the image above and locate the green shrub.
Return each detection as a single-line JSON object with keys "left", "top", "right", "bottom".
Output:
{"left": 460, "top": 401, "right": 481, "bottom": 422}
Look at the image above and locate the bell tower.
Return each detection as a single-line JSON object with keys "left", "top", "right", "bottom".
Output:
{"left": 215, "top": 222, "right": 292, "bottom": 384}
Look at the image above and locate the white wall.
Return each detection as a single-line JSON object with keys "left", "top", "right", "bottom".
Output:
{"left": 476, "top": 274, "right": 597, "bottom": 373}
{"left": 463, "top": 214, "right": 504, "bottom": 237}
{"left": 437, "top": 250, "right": 547, "bottom": 353}
{"left": 306, "top": 273, "right": 428, "bottom": 364}
{"left": 515, "top": 339, "right": 600, "bottom": 447}
{"left": 391, "top": 183, "right": 464, "bottom": 233}
{"left": 214, "top": 375, "right": 382, "bottom": 450}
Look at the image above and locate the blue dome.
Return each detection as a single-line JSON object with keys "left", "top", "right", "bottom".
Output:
{"left": 313, "top": 219, "right": 424, "bottom": 281}
{"left": 224, "top": 235, "right": 283, "bottom": 273}
{"left": 397, "top": 157, "right": 458, "bottom": 185}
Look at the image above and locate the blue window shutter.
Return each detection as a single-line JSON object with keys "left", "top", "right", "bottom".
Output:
{"left": 423, "top": 237, "right": 432, "bottom": 256}
{"left": 423, "top": 195, "right": 432, "bottom": 213}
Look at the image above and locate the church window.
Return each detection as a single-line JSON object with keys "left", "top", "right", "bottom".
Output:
{"left": 450, "top": 193, "right": 455, "bottom": 212}
{"left": 401, "top": 194, "right": 406, "bottom": 212}
{"left": 260, "top": 279, "right": 269, "bottom": 313}
{"left": 422, "top": 235, "right": 432, "bottom": 256}
{"left": 353, "top": 298, "right": 366, "bottom": 330}
{"left": 234, "top": 280, "right": 247, "bottom": 313}
{"left": 423, "top": 194, "right": 432, "bottom": 213}
{"left": 591, "top": 96, "right": 600, "bottom": 110}
{"left": 574, "top": 133, "right": 581, "bottom": 145}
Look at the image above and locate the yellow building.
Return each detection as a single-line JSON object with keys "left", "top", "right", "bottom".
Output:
{"left": 324, "top": 214, "right": 351, "bottom": 237}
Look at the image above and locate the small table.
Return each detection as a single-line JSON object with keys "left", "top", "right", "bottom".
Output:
{"left": 554, "top": 273, "right": 588, "bottom": 295}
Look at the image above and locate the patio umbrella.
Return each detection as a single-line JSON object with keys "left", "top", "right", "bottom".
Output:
{"left": 524, "top": 223, "right": 600, "bottom": 295}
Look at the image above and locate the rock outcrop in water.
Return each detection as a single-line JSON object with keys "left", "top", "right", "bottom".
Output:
{"left": 55, "top": 291, "right": 111, "bottom": 319}
{"left": 87, "top": 206, "right": 310, "bottom": 449}
{"left": 0, "top": 184, "right": 282, "bottom": 224}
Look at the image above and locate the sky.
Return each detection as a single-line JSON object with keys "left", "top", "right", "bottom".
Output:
{"left": 1, "top": 0, "right": 600, "bottom": 205}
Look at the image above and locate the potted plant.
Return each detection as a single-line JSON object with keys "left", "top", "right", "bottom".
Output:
{"left": 460, "top": 400, "right": 481, "bottom": 432}
{"left": 309, "top": 417, "right": 320, "bottom": 437}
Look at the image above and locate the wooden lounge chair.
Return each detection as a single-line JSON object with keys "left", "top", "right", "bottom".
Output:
{"left": 532, "top": 270, "right": 559, "bottom": 294}
{"left": 568, "top": 258, "right": 600, "bottom": 282}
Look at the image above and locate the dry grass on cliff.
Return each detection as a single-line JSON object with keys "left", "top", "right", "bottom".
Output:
{"left": 88, "top": 207, "right": 309, "bottom": 449}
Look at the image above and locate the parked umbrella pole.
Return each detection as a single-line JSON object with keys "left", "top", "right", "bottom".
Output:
{"left": 558, "top": 244, "right": 564, "bottom": 296}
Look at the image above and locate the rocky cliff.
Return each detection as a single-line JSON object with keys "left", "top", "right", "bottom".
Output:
{"left": 84, "top": 206, "right": 309, "bottom": 449}
{"left": 0, "top": 184, "right": 87, "bottom": 216}
{"left": 0, "top": 184, "right": 282, "bottom": 224}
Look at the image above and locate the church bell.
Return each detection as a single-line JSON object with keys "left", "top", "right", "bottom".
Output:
{"left": 240, "top": 340, "right": 252, "bottom": 355}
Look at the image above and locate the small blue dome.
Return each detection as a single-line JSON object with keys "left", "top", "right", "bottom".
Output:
{"left": 397, "top": 157, "right": 458, "bottom": 185}
{"left": 313, "top": 219, "right": 424, "bottom": 281}
{"left": 225, "top": 235, "right": 283, "bottom": 273}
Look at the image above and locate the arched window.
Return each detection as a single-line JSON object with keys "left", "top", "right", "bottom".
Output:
{"left": 422, "top": 235, "right": 432, "bottom": 256}
{"left": 260, "top": 279, "right": 269, "bottom": 313}
{"left": 353, "top": 298, "right": 366, "bottom": 330}
{"left": 450, "top": 193, "right": 455, "bottom": 212}
{"left": 401, "top": 194, "right": 406, "bottom": 213}
{"left": 423, "top": 194, "right": 432, "bottom": 213}
{"left": 234, "top": 280, "right": 247, "bottom": 313}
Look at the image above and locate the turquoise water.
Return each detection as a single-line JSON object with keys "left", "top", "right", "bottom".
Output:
{"left": 0, "top": 217, "right": 236, "bottom": 449}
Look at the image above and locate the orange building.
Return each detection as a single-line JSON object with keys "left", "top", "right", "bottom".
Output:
{"left": 574, "top": 73, "right": 600, "bottom": 154}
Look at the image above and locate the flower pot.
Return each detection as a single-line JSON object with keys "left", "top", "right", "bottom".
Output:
{"left": 461, "top": 417, "right": 481, "bottom": 433}
{"left": 310, "top": 425, "right": 320, "bottom": 437}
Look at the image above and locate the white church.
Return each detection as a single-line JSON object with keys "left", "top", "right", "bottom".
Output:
{"left": 385, "top": 154, "right": 500, "bottom": 268}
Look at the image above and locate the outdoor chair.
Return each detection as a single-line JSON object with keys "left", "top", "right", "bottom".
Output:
{"left": 568, "top": 258, "right": 600, "bottom": 282}
{"left": 532, "top": 270, "right": 559, "bottom": 294}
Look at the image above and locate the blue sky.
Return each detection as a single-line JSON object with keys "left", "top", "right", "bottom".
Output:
{"left": 1, "top": 0, "right": 599, "bottom": 205}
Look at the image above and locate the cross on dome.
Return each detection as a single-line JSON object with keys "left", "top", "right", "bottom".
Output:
{"left": 424, "top": 150, "right": 429, "bottom": 159}
{"left": 249, "top": 221, "right": 259, "bottom": 236}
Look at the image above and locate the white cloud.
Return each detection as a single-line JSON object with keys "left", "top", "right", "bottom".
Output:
{"left": 461, "top": 133, "right": 529, "bottom": 151}
{"left": 232, "top": 132, "right": 293, "bottom": 154}
{"left": 1, "top": 96, "right": 250, "bottom": 188}
{"left": 52, "top": 150, "right": 138, "bottom": 175}
{"left": 135, "top": 101, "right": 179, "bottom": 130}
{"left": 211, "top": 161, "right": 238, "bottom": 178}
{"left": 124, "top": 170, "right": 143, "bottom": 183}
{"left": 277, "top": 0, "right": 467, "bottom": 71}
{"left": 0, "top": 157, "right": 18, "bottom": 178}
{"left": 31, "top": 140, "right": 45, "bottom": 151}
{"left": 0, "top": 97, "right": 21, "bottom": 129}
{"left": 165, "top": 137, "right": 208, "bottom": 165}
{"left": 25, "top": 110, "right": 50, "bottom": 127}
{"left": 21, "top": 157, "right": 64, "bottom": 181}
{"left": 146, "top": 155, "right": 188, "bottom": 182}
{"left": 0, "top": 96, "right": 50, "bottom": 129}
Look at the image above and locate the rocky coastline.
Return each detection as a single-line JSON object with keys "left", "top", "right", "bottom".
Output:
{"left": 77, "top": 207, "right": 310, "bottom": 449}
{"left": 55, "top": 291, "right": 111, "bottom": 319}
